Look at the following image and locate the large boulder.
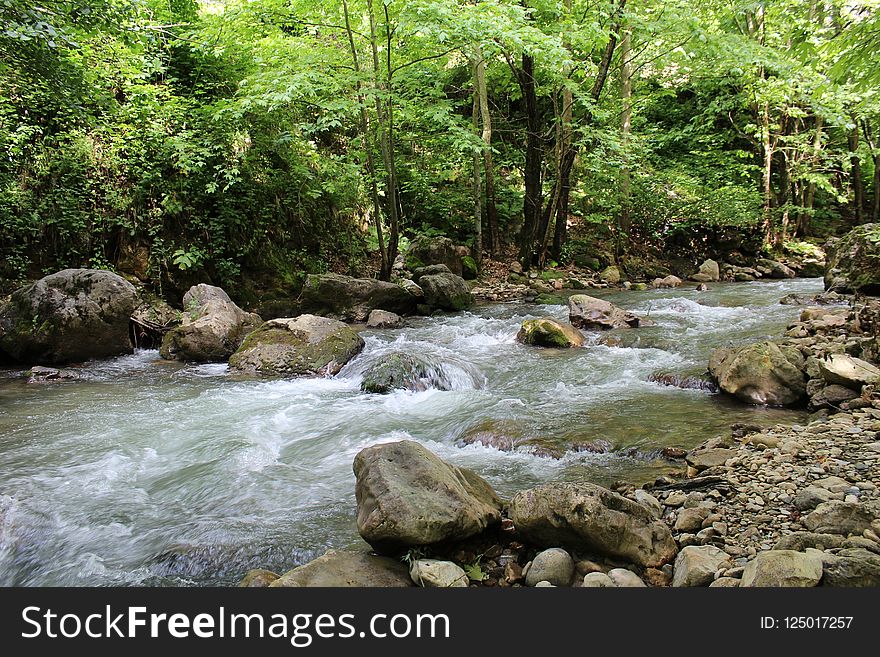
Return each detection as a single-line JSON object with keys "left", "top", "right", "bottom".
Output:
{"left": 508, "top": 482, "right": 678, "bottom": 567}
{"left": 824, "top": 223, "right": 880, "bottom": 294}
{"left": 817, "top": 354, "right": 880, "bottom": 390}
{"left": 691, "top": 259, "right": 720, "bottom": 283}
{"left": 228, "top": 314, "right": 364, "bottom": 376}
{"left": 405, "top": 235, "right": 464, "bottom": 276}
{"left": 568, "top": 294, "right": 645, "bottom": 330}
{"left": 296, "top": 273, "right": 419, "bottom": 322}
{"left": 360, "top": 353, "right": 449, "bottom": 393}
{"left": 803, "top": 501, "right": 876, "bottom": 535}
{"left": 740, "top": 550, "right": 823, "bottom": 587}
{"left": 418, "top": 273, "right": 473, "bottom": 311}
{"left": 820, "top": 548, "right": 880, "bottom": 587}
{"left": 708, "top": 341, "right": 806, "bottom": 406}
{"left": 517, "top": 318, "right": 585, "bottom": 348}
{"left": 160, "top": 284, "right": 262, "bottom": 362}
{"left": 353, "top": 440, "right": 502, "bottom": 554}
{"left": 0, "top": 269, "right": 138, "bottom": 365}
{"left": 270, "top": 550, "right": 412, "bottom": 587}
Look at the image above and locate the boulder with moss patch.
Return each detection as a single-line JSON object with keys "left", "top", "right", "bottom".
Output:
{"left": 517, "top": 318, "right": 585, "bottom": 348}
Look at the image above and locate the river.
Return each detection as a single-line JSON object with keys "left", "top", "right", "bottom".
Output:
{"left": 0, "top": 278, "right": 825, "bottom": 585}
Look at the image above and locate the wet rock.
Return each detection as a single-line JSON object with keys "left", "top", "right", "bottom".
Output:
{"left": 581, "top": 572, "right": 616, "bottom": 587}
{"left": 353, "top": 440, "right": 502, "bottom": 553}
{"left": 568, "top": 294, "right": 645, "bottom": 330}
{"left": 239, "top": 569, "right": 280, "bottom": 587}
{"left": 804, "top": 501, "right": 876, "bottom": 536}
{"left": 360, "top": 353, "right": 449, "bottom": 393}
{"left": 160, "top": 284, "right": 262, "bottom": 362}
{"left": 270, "top": 550, "right": 412, "bottom": 587}
{"left": 824, "top": 223, "right": 880, "bottom": 294}
{"left": 228, "top": 315, "right": 364, "bottom": 376}
{"left": 524, "top": 548, "right": 574, "bottom": 587}
{"left": 817, "top": 354, "right": 880, "bottom": 390}
{"left": 740, "top": 550, "right": 823, "bottom": 587}
{"left": 409, "top": 559, "right": 468, "bottom": 587}
{"left": 297, "top": 273, "right": 419, "bottom": 321}
{"left": 517, "top": 318, "right": 585, "bottom": 348}
{"left": 820, "top": 548, "right": 880, "bottom": 587}
{"left": 607, "top": 568, "right": 646, "bottom": 587}
{"left": 652, "top": 275, "right": 683, "bottom": 289}
{"left": 672, "top": 545, "right": 733, "bottom": 587}
{"left": 509, "top": 482, "right": 678, "bottom": 567}
{"left": 692, "top": 259, "right": 720, "bottom": 282}
{"left": 418, "top": 272, "right": 473, "bottom": 312}
{"left": 26, "top": 365, "right": 78, "bottom": 383}
{"left": 708, "top": 341, "right": 806, "bottom": 406}
{"left": 366, "top": 310, "right": 404, "bottom": 329}
{"left": 455, "top": 420, "right": 610, "bottom": 459}
{"left": 756, "top": 258, "right": 796, "bottom": 279}
{"left": 0, "top": 268, "right": 139, "bottom": 365}
{"left": 648, "top": 372, "right": 718, "bottom": 392}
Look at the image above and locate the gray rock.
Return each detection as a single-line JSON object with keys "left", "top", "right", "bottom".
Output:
{"left": 607, "top": 568, "right": 646, "bottom": 587}
{"left": 820, "top": 548, "right": 880, "bottom": 586}
{"left": 709, "top": 577, "right": 741, "bottom": 587}
{"left": 708, "top": 341, "right": 806, "bottom": 406}
{"left": 804, "top": 501, "right": 876, "bottom": 536}
{"left": 772, "top": 532, "right": 844, "bottom": 551}
{"left": 161, "top": 284, "right": 262, "bottom": 362}
{"left": 674, "top": 507, "right": 711, "bottom": 533}
{"left": 297, "top": 273, "right": 419, "bottom": 321}
{"left": 353, "top": 440, "right": 501, "bottom": 554}
{"left": 0, "top": 269, "right": 139, "bottom": 364}
{"left": 270, "top": 550, "right": 412, "bottom": 587}
{"left": 406, "top": 236, "right": 465, "bottom": 276}
{"left": 693, "top": 259, "right": 720, "bottom": 282}
{"left": 534, "top": 581, "right": 555, "bottom": 587}
{"left": 568, "top": 294, "right": 645, "bottom": 330}
{"left": 673, "top": 545, "right": 734, "bottom": 587}
{"left": 509, "top": 482, "right": 678, "bottom": 568}
{"left": 418, "top": 273, "right": 473, "bottom": 311}
{"left": 634, "top": 490, "right": 663, "bottom": 519}
{"left": 228, "top": 315, "right": 363, "bottom": 376}
{"left": 794, "top": 487, "right": 838, "bottom": 511}
{"left": 409, "top": 559, "right": 468, "bottom": 587}
{"left": 810, "top": 384, "right": 860, "bottom": 409}
{"left": 517, "top": 318, "right": 585, "bottom": 348}
{"left": 360, "top": 353, "right": 449, "bottom": 394}
{"left": 823, "top": 223, "right": 880, "bottom": 294}
{"left": 366, "top": 309, "right": 404, "bottom": 329}
{"left": 817, "top": 354, "right": 880, "bottom": 389}
{"left": 524, "top": 548, "right": 575, "bottom": 587}
{"left": 581, "top": 572, "right": 616, "bottom": 587}
{"left": 686, "top": 448, "right": 736, "bottom": 472}
{"left": 740, "top": 550, "right": 823, "bottom": 587}
{"left": 756, "top": 258, "right": 796, "bottom": 279}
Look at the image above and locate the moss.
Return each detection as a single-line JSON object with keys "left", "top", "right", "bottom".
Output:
{"left": 539, "top": 271, "right": 566, "bottom": 281}
{"left": 518, "top": 318, "right": 583, "bottom": 348}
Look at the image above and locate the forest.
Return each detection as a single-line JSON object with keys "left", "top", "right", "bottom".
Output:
{"left": 2, "top": 0, "right": 878, "bottom": 300}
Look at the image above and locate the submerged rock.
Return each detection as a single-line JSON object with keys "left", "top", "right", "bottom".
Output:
{"left": 0, "top": 268, "right": 138, "bottom": 365}
{"left": 517, "top": 317, "right": 585, "bottom": 348}
{"left": 353, "top": 440, "right": 502, "bottom": 554}
{"left": 238, "top": 569, "right": 280, "bottom": 587}
{"left": 708, "top": 341, "right": 806, "bottom": 406}
{"left": 160, "top": 284, "right": 262, "bottom": 362}
{"left": 568, "top": 294, "right": 646, "bottom": 330}
{"left": 509, "top": 482, "right": 678, "bottom": 567}
{"left": 455, "top": 420, "right": 611, "bottom": 459}
{"left": 270, "top": 550, "right": 412, "bottom": 587}
{"left": 228, "top": 314, "right": 364, "bottom": 376}
{"left": 360, "top": 353, "right": 449, "bottom": 393}
{"left": 26, "top": 365, "right": 78, "bottom": 383}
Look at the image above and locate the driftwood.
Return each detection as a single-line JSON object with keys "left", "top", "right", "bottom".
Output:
{"left": 129, "top": 316, "right": 174, "bottom": 349}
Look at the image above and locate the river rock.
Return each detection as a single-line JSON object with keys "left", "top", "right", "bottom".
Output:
{"left": 674, "top": 507, "right": 711, "bottom": 532}
{"left": 817, "top": 354, "right": 880, "bottom": 390}
{"left": 406, "top": 236, "right": 464, "bottom": 276}
{"left": 360, "top": 353, "right": 448, "bottom": 393}
{"left": 824, "top": 223, "right": 880, "bottom": 294}
{"left": 740, "top": 550, "right": 823, "bottom": 587}
{"left": 686, "top": 448, "right": 736, "bottom": 472}
{"left": 772, "top": 532, "right": 844, "bottom": 551}
{"left": 454, "top": 420, "right": 610, "bottom": 459}
{"left": 270, "top": 550, "right": 412, "bottom": 587}
{"left": 160, "top": 284, "right": 262, "bottom": 362}
{"left": 297, "top": 273, "right": 419, "bottom": 321}
{"left": 228, "top": 314, "right": 364, "bottom": 376}
{"left": 568, "top": 294, "right": 644, "bottom": 330}
{"left": 634, "top": 490, "right": 663, "bottom": 519}
{"left": 509, "top": 482, "right": 678, "bottom": 567}
{"left": 524, "top": 548, "right": 574, "bottom": 587}
{"left": 409, "top": 559, "right": 468, "bottom": 587}
{"left": 692, "top": 259, "right": 720, "bottom": 282}
{"left": 820, "top": 548, "right": 880, "bottom": 586}
{"left": 418, "top": 272, "right": 473, "bottom": 311}
{"left": 26, "top": 365, "right": 78, "bottom": 383}
{"left": 709, "top": 577, "right": 741, "bottom": 587}
{"left": 672, "top": 545, "right": 733, "bottom": 587}
{"left": 652, "top": 275, "right": 683, "bottom": 288}
{"left": 353, "top": 440, "right": 502, "bottom": 553}
{"left": 581, "top": 572, "right": 616, "bottom": 587}
{"left": 0, "top": 269, "right": 138, "bottom": 364}
{"left": 600, "top": 266, "right": 621, "bottom": 284}
{"left": 794, "top": 487, "right": 838, "bottom": 511}
{"left": 239, "top": 569, "right": 280, "bottom": 587}
{"left": 366, "top": 309, "right": 404, "bottom": 329}
{"left": 517, "top": 318, "right": 585, "bottom": 348}
{"left": 803, "top": 501, "right": 876, "bottom": 536}
{"left": 607, "top": 568, "right": 646, "bottom": 587}
{"left": 708, "top": 341, "right": 806, "bottom": 406}
{"left": 809, "top": 384, "right": 860, "bottom": 409}
{"left": 756, "top": 258, "right": 796, "bottom": 279}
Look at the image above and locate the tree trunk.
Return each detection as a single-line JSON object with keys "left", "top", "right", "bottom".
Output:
{"left": 518, "top": 52, "right": 542, "bottom": 269}
{"left": 799, "top": 116, "right": 824, "bottom": 236}
{"left": 474, "top": 45, "right": 499, "bottom": 256}
{"left": 761, "top": 99, "right": 775, "bottom": 245}
{"left": 471, "top": 65, "right": 482, "bottom": 270}
{"left": 342, "top": 0, "right": 388, "bottom": 279}
{"left": 618, "top": 25, "right": 633, "bottom": 259}
{"left": 849, "top": 119, "right": 864, "bottom": 224}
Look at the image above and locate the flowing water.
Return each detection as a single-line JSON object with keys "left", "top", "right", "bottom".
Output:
{"left": 0, "top": 278, "right": 826, "bottom": 586}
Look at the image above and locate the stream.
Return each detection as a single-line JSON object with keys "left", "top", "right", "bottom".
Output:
{"left": 0, "top": 278, "right": 825, "bottom": 585}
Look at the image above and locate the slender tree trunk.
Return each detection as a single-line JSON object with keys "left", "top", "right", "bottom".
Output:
{"left": 343, "top": 0, "right": 388, "bottom": 279}
{"left": 473, "top": 45, "right": 499, "bottom": 256}
{"left": 471, "top": 66, "right": 483, "bottom": 270}
{"left": 618, "top": 25, "right": 633, "bottom": 259}
{"left": 865, "top": 119, "right": 880, "bottom": 222}
{"left": 761, "top": 98, "right": 775, "bottom": 245}
{"left": 518, "top": 52, "right": 542, "bottom": 269}
{"left": 777, "top": 148, "right": 790, "bottom": 246}
{"left": 799, "top": 116, "right": 824, "bottom": 236}
{"left": 849, "top": 119, "right": 864, "bottom": 224}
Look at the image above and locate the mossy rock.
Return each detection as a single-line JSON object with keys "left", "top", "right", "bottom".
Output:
{"left": 360, "top": 353, "right": 447, "bottom": 393}
{"left": 539, "top": 270, "right": 567, "bottom": 281}
{"left": 517, "top": 317, "right": 585, "bottom": 348}
{"left": 461, "top": 255, "right": 478, "bottom": 280}
{"left": 534, "top": 294, "right": 567, "bottom": 305}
